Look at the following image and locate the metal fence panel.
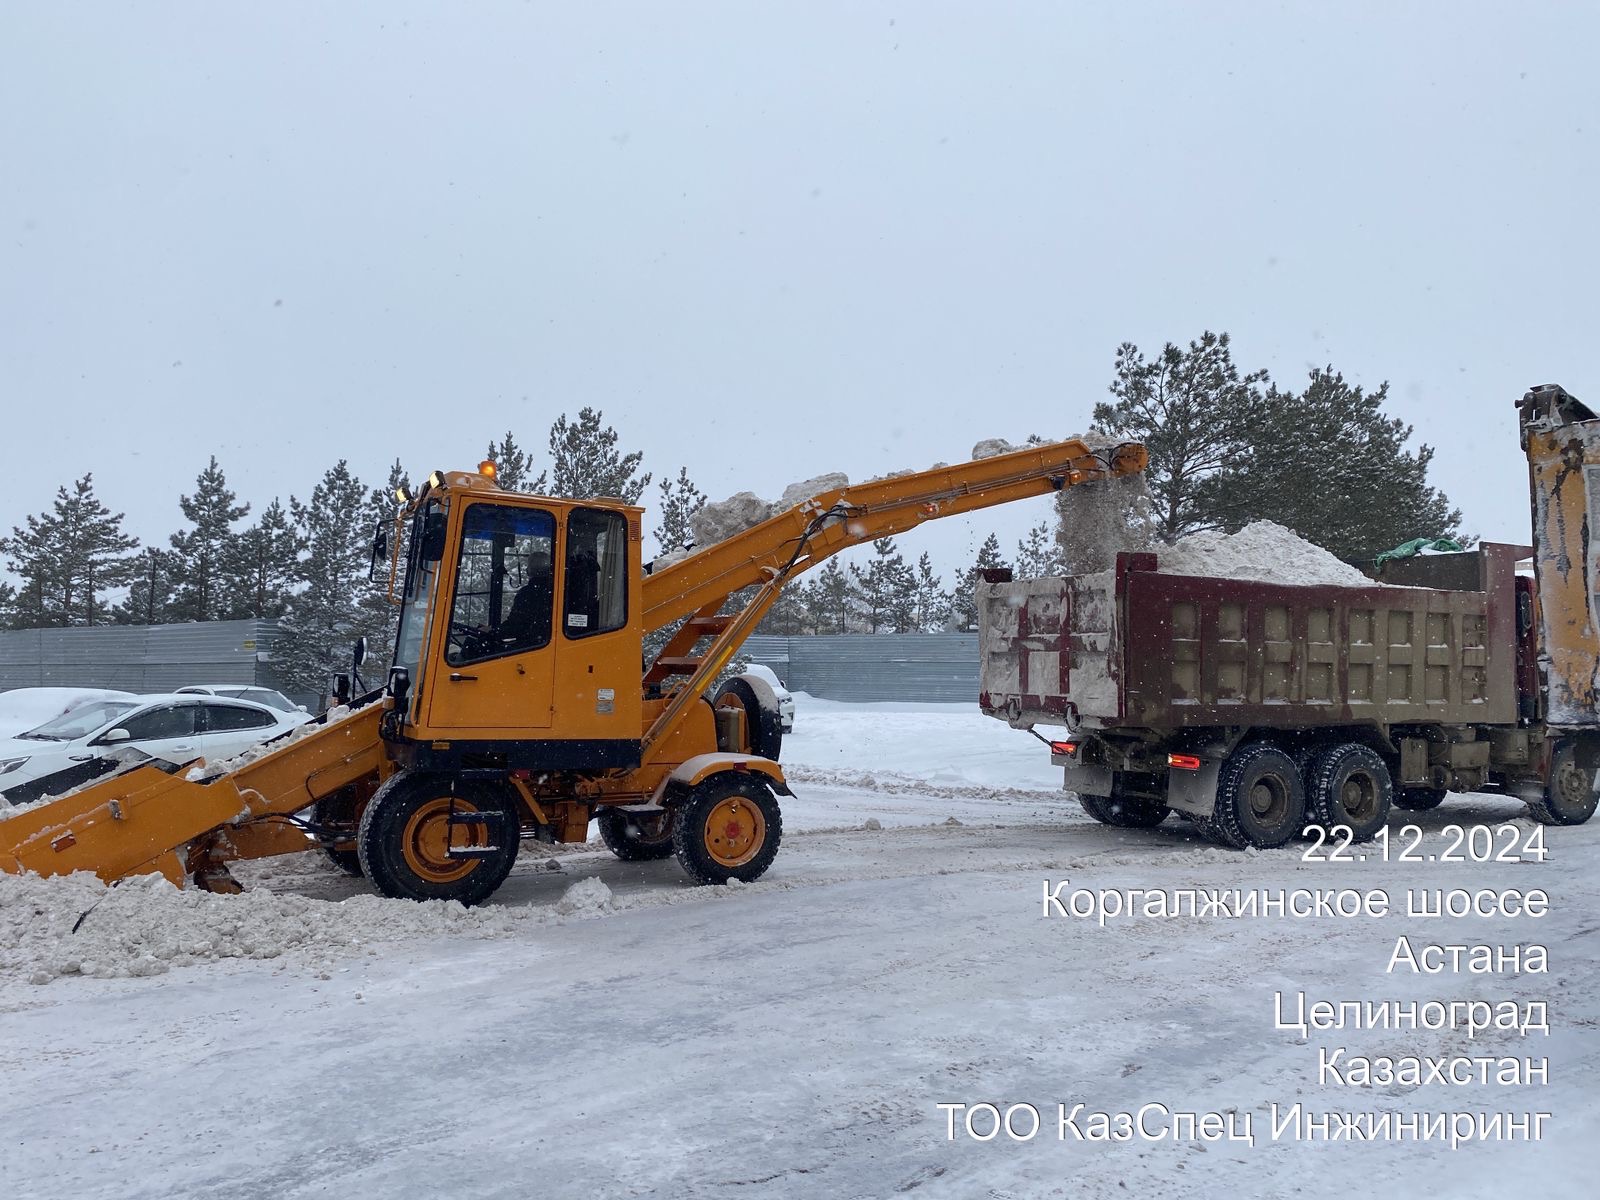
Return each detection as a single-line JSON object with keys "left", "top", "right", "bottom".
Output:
{"left": 0, "top": 620, "right": 269, "bottom": 695}
{"left": 744, "top": 634, "right": 978, "bottom": 703}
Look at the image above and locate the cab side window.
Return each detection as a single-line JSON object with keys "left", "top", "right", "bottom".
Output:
{"left": 564, "top": 508, "right": 628, "bottom": 638}
{"left": 446, "top": 504, "right": 557, "bottom": 665}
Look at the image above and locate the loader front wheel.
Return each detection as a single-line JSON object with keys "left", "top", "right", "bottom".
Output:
{"left": 673, "top": 773, "right": 782, "bottom": 885}
{"left": 357, "top": 772, "right": 522, "bottom": 905}
{"left": 597, "top": 807, "right": 677, "bottom": 861}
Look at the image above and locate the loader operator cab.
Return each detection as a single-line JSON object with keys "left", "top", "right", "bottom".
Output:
{"left": 383, "top": 468, "right": 645, "bottom": 764}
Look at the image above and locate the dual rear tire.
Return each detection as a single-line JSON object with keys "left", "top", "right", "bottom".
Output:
{"left": 1210, "top": 741, "right": 1394, "bottom": 848}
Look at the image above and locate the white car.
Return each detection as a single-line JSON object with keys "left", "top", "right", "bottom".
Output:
{"left": 0, "top": 687, "right": 138, "bottom": 740}
{"left": 176, "top": 684, "right": 311, "bottom": 723}
{"left": 741, "top": 663, "right": 796, "bottom": 732}
{"left": 0, "top": 693, "right": 304, "bottom": 803}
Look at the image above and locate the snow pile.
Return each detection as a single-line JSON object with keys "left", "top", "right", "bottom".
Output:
{"left": 553, "top": 876, "right": 613, "bottom": 916}
{"left": 972, "top": 437, "right": 1024, "bottom": 459}
{"left": 778, "top": 472, "right": 849, "bottom": 509}
{"left": 0, "top": 869, "right": 529, "bottom": 984}
{"left": 689, "top": 491, "right": 775, "bottom": 546}
{"left": 1158, "top": 521, "right": 1375, "bottom": 587}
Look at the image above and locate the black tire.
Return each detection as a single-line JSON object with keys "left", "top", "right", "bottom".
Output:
{"left": 313, "top": 788, "right": 365, "bottom": 876}
{"left": 597, "top": 807, "right": 677, "bottom": 861}
{"left": 1307, "top": 744, "right": 1392, "bottom": 842}
{"left": 712, "top": 675, "right": 784, "bottom": 761}
{"left": 1394, "top": 786, "right": 1447, "bottom": 812}
{"left": 1529, "top": 742, "right": 1600, "bottom": 826}
{"left": 1077, "top": 792, "right": 1114, "bottom": 824}
{"left": 672, "top": 773, "right": 783, "bottom": 885}
{"left": 1100, "top": 780, "right": 1170, "bottom": 829}
{"left": 1212, "top": 743, "right": 1306, "bottom": 850}
{"left": 357, "top": 772, "right": 522, "bottom": 905}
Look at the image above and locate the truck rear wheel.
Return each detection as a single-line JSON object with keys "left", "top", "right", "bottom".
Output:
{"left": 1394, "top": 786, "right": 1447, "bottom": 812}
{"left": 1529, "top": 743, "right": 1600, "bottom": 826}
{"left": 357, "top": 772, "right": 522, "bottom": 905}
{"left": 597, "top": 808, "right": 677, "bottom": 861}
{"left": 1212, "top": 743, "right": 1305, "bottom": 849}
{"left": 672, "top": 773, "right": 782, "bottom": 885}
{"left": 1307, "top": 744, "right": 1392, "bottom": 842}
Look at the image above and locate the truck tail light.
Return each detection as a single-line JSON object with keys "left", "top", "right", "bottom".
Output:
{"left": 1168, "top": 753, "right": 1203, "bottom": 771}
{"left": 1049, "top": 741, "right": 1079, "bottom": 756}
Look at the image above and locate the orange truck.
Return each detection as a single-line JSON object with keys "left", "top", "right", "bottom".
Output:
{"left": 977, "top": 384, "right": 1600, "bottom": 848}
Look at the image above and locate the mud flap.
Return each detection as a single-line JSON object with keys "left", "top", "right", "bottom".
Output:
{"left": 1061, "top": 763, "right": 1114, "bottom": 797}
{"left": 1165, "top": 759, "right": 1223, "bottom": 818}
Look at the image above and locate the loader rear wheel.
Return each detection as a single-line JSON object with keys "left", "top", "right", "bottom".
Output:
{"left": 1306, "top": 744, "right": 1392, "bottom": 842}
{"left": 1211, "top": 743, "right": 1305, "bottom": 850}
{"left": 1529, "top": 742, "right": 1600, "bottom": 826}
{"left": 673, "top": 773, "right": 782, "bottom": 885}
{"left": 597, "top": 808, "right": 677, "bottom": 861}
{"left": 357, "top": 773, "right": 521, "bottom": 905}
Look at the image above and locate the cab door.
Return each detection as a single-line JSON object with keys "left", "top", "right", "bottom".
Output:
{"left": 426, "top": 501, "right": 558, "bottom": 733}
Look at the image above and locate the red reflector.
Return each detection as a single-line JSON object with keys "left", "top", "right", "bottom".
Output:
{"left": 1168, "top": 753, "right": 1203, "bottom": 771}
{"left": 1049, "top": 741, "right": 1079, "bottom": 755}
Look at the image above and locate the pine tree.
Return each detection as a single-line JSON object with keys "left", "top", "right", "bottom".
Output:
{"left": 168, "top": 456, "right": 250, "bottom": 622}
{"left": 653, "top": 467, "right": 707, "bottom": 557}
{"left": 547, "top": 407, "right": 651, "bottom": 502}
{"left": 277, "top": 462, "right": 391, "bottom": 698}
{"left": 910, "top": 552, "right": 953, "bottom": 632}
{"left": 115, "top": 548, "right": 180, "bottom": 625}
{"left": 755, "top": 584, "right": 814, "bottom": 635}
{"left": 1014, "top": 521, "right": 1066, "bottom": 577}
{"left": 801, "top": 559, "right": 861, "bottom": 634}
{"left": 485, "top": 431, "right": 546, "bottom": 494}
{"left": 1093, "top": 331, "right": 1267, "bottom": 541}
{"left": 2, "top": 475, "right": 139, "bottom": 627}
{"left": 224, "top": 499, "right": 303, "bottom": 619}
{"left": 850, "top": 538, "right": 917, "bottom": 633}
{"left": 1208, "top": 367, "right": 1463, "bottom": 560}
{"left": 949, "top": 534, "right": 1009, "bottom": 631}
{"left": 0, "top": 581, "right": 15, "bottom": 629}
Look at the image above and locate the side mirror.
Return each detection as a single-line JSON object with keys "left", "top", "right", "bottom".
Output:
{"left": 421, "top": 511, "right": 448, "bottom": 562}
{"left": 369, "top": 519, "right": 389, "bottom": 582}
{"left": 353, "top": 637, "right": 368, "bottom": 669}
{"left": 101, "top": 728, "right": 131, "bottom": 744}
{"left": 332, "top": 673, "right": 352, "bottom": 707}
{"left": 296, "top": 704, "right": 309, "bottom": 713}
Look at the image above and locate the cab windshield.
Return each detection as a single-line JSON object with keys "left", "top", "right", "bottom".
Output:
{"left": 393, "top": 499, "right": 446, "bottom": 713}
{"left": 22, "top": 700, "right": 138, "bottom": 741}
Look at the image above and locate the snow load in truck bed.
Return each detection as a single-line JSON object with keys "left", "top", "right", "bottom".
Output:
{"left": 978, "top": 523, "right": 1386, "bottom": 727}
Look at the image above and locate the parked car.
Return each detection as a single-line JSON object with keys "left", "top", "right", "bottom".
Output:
{"left": 0, "top": 687, "right": 137, "bottom": 740}
{"left": 741, "top": 663, "right": 796, "bottom": 732}
{"left": 176, "top": 684, "right": 311, "bottom": 720}
{"left": 0, "top": 693, "right": 304, "bottom": 802}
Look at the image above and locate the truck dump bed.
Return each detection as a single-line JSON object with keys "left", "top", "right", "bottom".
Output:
{"left": 978, "top": 544, "right": 1527, "bottom": 734}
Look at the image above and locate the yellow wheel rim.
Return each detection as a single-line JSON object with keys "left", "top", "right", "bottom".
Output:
{"left": 704, "top": 794, "right": 766, "bottom": 869}
{"left": 400, "top": 796, "right": 481, "bottom": 884}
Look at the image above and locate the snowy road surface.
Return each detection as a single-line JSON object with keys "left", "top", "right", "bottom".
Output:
{"left": 1, "top": 699, "right": 1594, "bottom": 1199}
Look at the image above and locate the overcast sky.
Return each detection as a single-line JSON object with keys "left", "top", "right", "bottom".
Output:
{"left": 2, "top": 2, "right": 1595, "bottom": 581}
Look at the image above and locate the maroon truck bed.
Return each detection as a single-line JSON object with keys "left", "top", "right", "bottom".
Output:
{"left": 978, "top": 544, "right": 1527, "bottom": 735}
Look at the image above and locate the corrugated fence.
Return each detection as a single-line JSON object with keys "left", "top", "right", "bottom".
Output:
{"left": 0, "top": 619, "right": 284, "bottom": 695}
{"left": 743, "top": 634, "right": 978, "bottom": 702}
{"left": 0, "top": 623, "right": 978, "bottom": 704}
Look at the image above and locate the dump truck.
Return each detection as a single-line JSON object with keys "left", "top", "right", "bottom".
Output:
{"left": 977, "top": 383, "right": 1600, "bottom": 848}
{"left": 0, "top": 437, "right": 1148, "bottom": 904}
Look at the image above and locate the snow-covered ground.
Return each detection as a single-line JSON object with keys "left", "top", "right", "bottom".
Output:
{"left": 1, "top": 696, "right": 1593, "bottom": 1199}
